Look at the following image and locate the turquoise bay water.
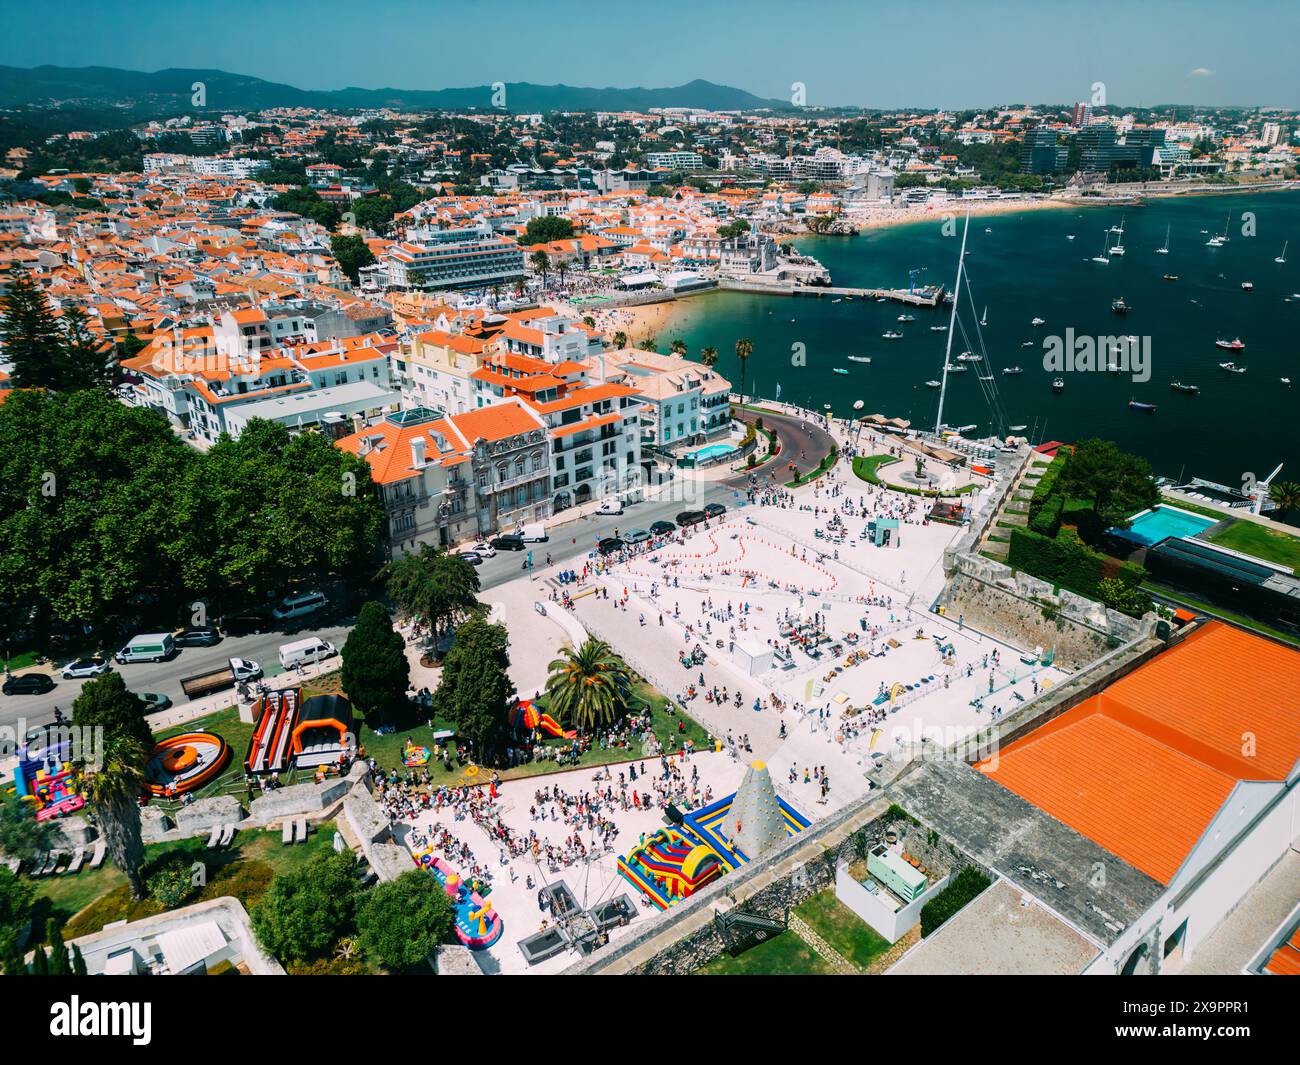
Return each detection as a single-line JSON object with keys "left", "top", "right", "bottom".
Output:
{"left": 661, "top": 191, "right": 1300, "bottom": 487}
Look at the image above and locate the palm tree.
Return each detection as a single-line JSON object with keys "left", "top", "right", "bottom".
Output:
{"left": 529, "top": 249, "right": 550, "bottom": 284}
{"left": 81, "top": 736, "right": 149, "bottom": 899}
{"left": 611, "top": 330, "right": 628, "bottom": 349}
{"left": 669, "top": 338, "right": 688, "bottom": 356}
{"left": 734, "top": 337, "right": 753, "bottom": 406}
{"left": 1268, "top": 480, "right": 1300, "bottom": 519}
{"left": 545, "top": 638, "right": 632, "bottom": 732}
{"left": 556, "top": 260, "right": 569, "bottom": 288}
{"left": 700, "top": 346, "right": 718, "bottom": 368}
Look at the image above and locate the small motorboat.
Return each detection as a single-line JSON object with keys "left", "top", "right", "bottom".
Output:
{"left": 944, "top": 363, "right": 969, "bottom": 373}
{"left": 925, "top": 380, "right": 941, "bottom": 388}
{"left": 1111, "top": 297, "right": 1129, "bottom": 314}
{"left": 1241, "top": 281, "right": 1253, "bottom": 291}
{"left": 833, "top": 367, "right": 849, "bottom": 375}
{"left": 1020, "top": 340, "right": 1034, "bottom": 347}
{"left": 1031, "top": 317, "right": 1046, "bottom": 326}
{"left": 882, "top": 330, "right": 903, "bottom": 339}
{"left": 847, "top": 355, "right": 872, "bottom": 363}
{"left": 930, "top": 325, "right": 948, "bottom": 332}
{"left": 1066, "top": 234, "right": 1076, "bottom": 240}
{"left": 1219, "top": 362, "right": 1247, "bottom": 374}
{"left": 957, "top": 351, "right": 983, "bottom": 361}
{"left": 1282, "top": 377, "right": 1292, "bottom": 385}
{"left": 1163, "top": 274, "right": 1180, "bottom": 281}
{"left": 984, "top": 227, "right": 992, "bottom": 234}
{"left": 1128, "top": 399, "right": 1157, "bottom": 413}
{"left": 1052, "top": 378, "right": 1065, "bottom": 393}
{"left": 1009, "top": 424, "right": 1028, "bottom": 431}
{"left": 1215, "top": 337, "right": 1245, "bottom": 351}
{"left": 1170, "top": 381, "right": 1199, "bottom": 394}
{"left": 1002, "top": 366, "right": 1023, "bottom": 375}
{"left": 897, "top": 314, "right": 916, "bottom": 322}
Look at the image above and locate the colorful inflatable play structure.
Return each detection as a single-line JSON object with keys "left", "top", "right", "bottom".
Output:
{"left": 510, "top": 698, "right": 576, "bottom": 740}
{"left": 617, "top": 761, "right": 810, "bottom": 908}
{"left": 145, "top": 732, "right": 231, "bottom": 798}
{"left": 11, "top": 735, "right": 84, "bottom": 821}
{"left": 245, "top": 687, "right": 300, "bottom": 775}
{"left": 402, "top": 740, "right": 431, "bottom": 767}
{"left": 412, "top": 848, "right": 504, "bottom": 949}
{"left": 617, "top": 827, "right": 724, "bottom": 909}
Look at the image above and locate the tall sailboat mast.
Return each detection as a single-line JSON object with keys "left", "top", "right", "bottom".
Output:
{"left": 935, "top": 211, "right": 970, "bottom": 435}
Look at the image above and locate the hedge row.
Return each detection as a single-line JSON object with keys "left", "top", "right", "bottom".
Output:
{"left": 1007, "top": 525, "right": 1147, "bottom": 609}
{"left": 920, "top": 866, "right": 992, "bottom": 938}
{"left": 1028, "top": 494, "right": 1063, "bottom": 537}
{"left": 1027, "top": 453, "right": 1068, "bottom": 519}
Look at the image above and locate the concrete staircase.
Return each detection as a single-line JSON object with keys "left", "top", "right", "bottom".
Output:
{"left": 979, "top": 451, "right": 1055, "bottom": 561}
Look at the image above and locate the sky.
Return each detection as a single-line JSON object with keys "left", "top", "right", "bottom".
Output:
{"left": 3, "top": 0, "right": 1298, "bottom": 109}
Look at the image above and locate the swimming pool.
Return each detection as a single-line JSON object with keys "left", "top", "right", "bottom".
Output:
{"left": 684, "top": 442, "right": 738, "bottom": 463}
{"left": 1113, "top": 504, "right": 1217, "bottom": 546}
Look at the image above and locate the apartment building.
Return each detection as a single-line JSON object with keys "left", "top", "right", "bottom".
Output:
{"left": 386, "top": 222, "right": 525, "bottom": 291}
{"left": 593, "top": 348, "right": 732, "bottom": 448}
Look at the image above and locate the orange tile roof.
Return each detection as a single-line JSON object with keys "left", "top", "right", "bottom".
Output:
{"left": 980, "top": 622, "right": 1300, "bottom": 885}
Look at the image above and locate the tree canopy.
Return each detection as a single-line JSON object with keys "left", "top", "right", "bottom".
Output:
{"left": 341, "top": 601, "right": 410, "bottom": 721}
{"left": 356, "top": 869, "right": 454, "bottom": 971}
{"left": 384, "top": 544, "right": 481, "bottom": 637}
{"left": 1057, "top": 438, "right": 1159, "bottom": 529}
{"left": 252, "top": 850, "right": 365, "bottom": 963}
{"left": 431, "top": 618, "right": 511, "bottom": 759}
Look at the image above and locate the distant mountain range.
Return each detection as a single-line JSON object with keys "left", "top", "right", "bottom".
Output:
{"left": 0, "top": 65, "right": 792, "bottom": 115}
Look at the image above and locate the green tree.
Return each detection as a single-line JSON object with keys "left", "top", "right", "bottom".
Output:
{"left": 356, "top": 869, "right": 454, "bottom": 971}
{"left": 341, "top": 601, "right": 410, "bottom": 721}
{"left": 611, "top": 330, "right": 628, "bottom": 349}
{"left": 699, "top": 346, "right": 718, "bottom": 368}
{"left": 70, "top": 943, "right": 87, "bottom": 976}
{"left": 1267, "top": 480, "right": 1300, "bottom": 519}
{"left": 330, "top": 234, "right": 375, "bottom": 284}
{"left": 734, "top": 337, "right": 753, "bottom": 403}
{"left": 0, "top": 272, "right": 66, "bottom": 390}
{"left": 1057, "top": 438, "right": 1158, "bottom": 530}
{"left": 46, "top": 925, "right": 72, "bottom": 975}
{"left": 669, "top": 338, "right": 688, "bottom": 356}
{"left": 251, "top": 850, "right": 364, "bottom": 963}
{"left": 384, "top": 544, "right": 481, "bottom": 639}
{"left": 0, "top": 793, "right": 59, "bottom": 863}
{"left": 544, "top": 637, "right": 632, "bottom": 732}
{"left": 432, "top": 618, "right": 511, "bottom": 760}
{"left": 0, "top": 867, "right": 36, "bottom": 962}
{"left": 529, "top": 249, "right": 550, "bottom": 282}
{"left": 72, "top": 673, "right": 150, "bottom": 899}
{"left": 523, "top": 216, "right": 575, "bottom": 245}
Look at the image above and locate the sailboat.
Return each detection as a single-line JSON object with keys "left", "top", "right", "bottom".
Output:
{"left": 1207, "top": 211, "right": 1231, "bottom": 247}
{"left": 980, "top": 306, "right": 988, "bottom": 326}
{"left": 1108, "top": 217, "right": 1126, "bottom": 256}
{"left": 1092, "top": 232, "right": 1111, "bottom": 264}
{"left": 1277, "top": 242, "right": 1289, "bottom": 265}
{"left": 1155, "top": 225, "right": 1170, "bottom": 255}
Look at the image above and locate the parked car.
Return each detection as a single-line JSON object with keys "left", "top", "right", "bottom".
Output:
{"left": 470, "top": 542, "right": 497, "bottom": 558}
{"left": 458, "top": 550, "right": 483, "bottom": 566}
{"left": 3, "top": 673, "right": 55, "bottom": 696}
{"left": 174, "top": 628, "right": 222, "bottom": 648}
{"left": 598, "top": 536, "right": 626, "bottom": 555}
{"left": 676, "top": 510, "right": 706, "bottom": 527}
{"left": 138, "top": 692, "right": 173, "bottom": 713}
{"left": 61, "top": 657, "right": 112, "bottom": 680}
{"left": 650, "top": 520, "right": 677, "bottom": 537}
{"left": 704, "top": 503, "right": 727, "bottom": 519}
{"left": 596, "top": 498, "right": 624, "bottom": 515}
{"left": 624, "top": 528, "right": 651, "bottom": 544}
{"left": 271, "top": 589, "right": 328, "bottom": 622}
{"left": 219, "top": 613, "right": 270, "bottom": 637}
{"left": 115, "top": 632, "right": 176, "bottom": 664}
{"left": 490, "top": 535, "right": 526, "bottom": 551}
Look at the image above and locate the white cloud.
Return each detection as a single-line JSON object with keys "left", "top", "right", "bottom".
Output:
{"left": 1189, "top": 67, "right": 1216, "bottom": 77}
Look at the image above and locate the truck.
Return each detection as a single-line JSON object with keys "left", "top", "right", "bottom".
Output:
{"left": 179, "top": 657, "right": 262, "bottom": 700}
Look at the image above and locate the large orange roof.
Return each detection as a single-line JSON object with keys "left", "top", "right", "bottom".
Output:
{"left": 980, "top": 622, "right": 1300, "bottom": 885}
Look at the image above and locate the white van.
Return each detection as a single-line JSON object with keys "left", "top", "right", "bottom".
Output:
{"left": 114, "top": 632, "right": 176, "bottom": 664}
{"left": 278, "top": 637, "right": 337, "bottom": 670}
{"left": 271, "top": 589, "right": 328, "bottom": 621}
{"left": 519, "top": 522, "right": 549, "bottom": 542}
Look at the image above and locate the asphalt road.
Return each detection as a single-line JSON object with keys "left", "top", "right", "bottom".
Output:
{"left": 1, "top": 618, "right": 356, "bottom": 736}
{"left": 1, "top": 479, "right": 746, "bottom": 737}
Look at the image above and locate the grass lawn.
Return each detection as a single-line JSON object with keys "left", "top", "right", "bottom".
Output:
{"left": 1209, "top": 520, "right": 1300, "bottom": 574}
{"left": 1159, "top": 494, "right": 1234, "bottom": 521}
{"left": 31, "top": 820, "right": 339, "bottom": 940}
{"left": 696, "top": 930, "right": 836, "bottom": 975}
{"left": 794, "top": 890, "right": 892, "bottom": 970}
{"left": 852, "top": 455, "right": 977, "bottom": 497}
